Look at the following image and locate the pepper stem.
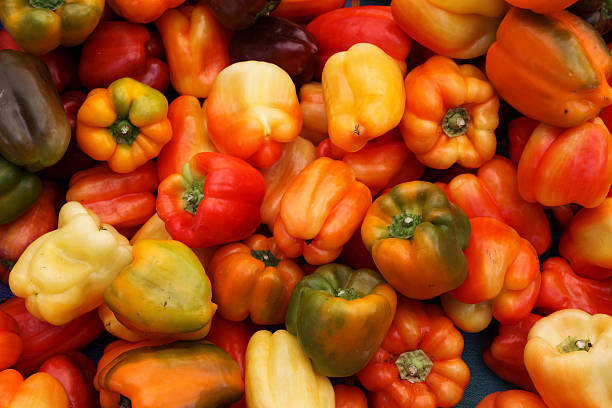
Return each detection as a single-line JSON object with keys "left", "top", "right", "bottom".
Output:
{"left": 256, "top": 0, "right": 281, "bottom": 19}
{"left": 388, "top": 212, "right": 422, "bottom": 239}
{"left": 29, "top": 0, "right": 64, "bottom": 10}
{"left": 557, "top": 336, "right": 593, "bottom": 353}
{"left": 251, "top": 250, "right": 280, "bottom": 267}
{"left": 395, "top": 350, "right": 434, "bottom": 383}
{"left": 603, "top": 0, "right": 612, "bottom": 20}
{"left": 119, "top": 395, "right": 132, "bottom": 408}
{"left": 182, "top": 179, "right": 204, "bottom": 215}
{"left": 109, "top": 118, "right": 140, "bottom": 145}
{"left": 334, "top": 287, "right": 360, "bottom": 301}
{"left": 442, "top": 107, "right": 470, "bottom": 138}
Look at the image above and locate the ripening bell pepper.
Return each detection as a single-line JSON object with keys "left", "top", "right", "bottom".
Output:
{"left": 333, "top": 385, "right": 367, "bottom": 408}
{"left": 0, "top": 0, "right": 104, "bottom": 55}
{"left": 245, "top": 330, "right": 334, "bottom": 408}
{"left": 0, "top": 157, "right": 42, "bottom": 227}
{"left": 271, "top": 0, "right": 344, "bottom": 22}
{"left": 476, "top": 390, "right": 548, "bottom": 408}
{"left": 524, "top": 309, "right": 612, "bottom": 408}
{"left": 9, "top": 201, "right": 133, "bottom": 326}
{"left": 357, "top": 298, "right": 470, "bottom": 408}
{"left": 299, "top": 82, "right": 328, "bottom": 145}
{"left": 157, "top": 152, "right": 266, "bottom": 248}
{"left": 486, "top": 8, "right": 612, "bottom": 127}
{"left": 105, "top": 239, "right": 217, "bottom": 339}
{"left": 76, "top": 77, "right": 173, "bottom": 174}
{"left": 39, "top": 353, "right": 98, "bottom": 408}
{"left": 505, "top": 0, "right": 578, "bottom": 13}
{"left": 107, "top": 0, "right": 184, "bottom": 23}
{"left": 400, "top": 55, "right": 499, "bottom": 169}
{"left": 391, "top": 0, "right": 507, "bottom": 59}
{"left": 322, "top": 43, "right": 405, "bottom": 153}
{"left": 273, "top": 157, "right": 372, "bottom": 265}
{"left": 361, "top": 180, "right": 470, "bottom": 300}
{"left": 0, "top": 370, "right": 69, "bottom": 408}
{"left": 285, "top": 263, "right": 397, "bottom": 377}
{"left": 207, "top": 61, "right": 302, "bottom": 168}
{"left": 0, "top": 50, "right": 71, "bottom": 172}
{"left": 206, "top": 0, "right": 279, "bottom": 29}
{"left": 0, "top": 312, "right": 21, "bottom": 372}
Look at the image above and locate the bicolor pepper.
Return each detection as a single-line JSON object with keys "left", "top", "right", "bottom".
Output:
{"left": 299, "top": 82, "right": 328, "bottom": 145}
{"left": 0, "top": 370, "right": 69, "bottom": 408}
{"left": 106, "top": 0, "right": 185, "bottom": 23}
{"left": 0, "top": 157, "right": 42, "bottom": 226}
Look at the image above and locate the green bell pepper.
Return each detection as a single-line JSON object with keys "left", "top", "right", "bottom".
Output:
{"left": 0, "top": 155, "right": 42, "bottom": 225}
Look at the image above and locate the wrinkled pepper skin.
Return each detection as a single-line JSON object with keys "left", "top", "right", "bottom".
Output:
{"left": 286, "top": 264, "right": 397, "bottom": 377}
{"left": 245, "top": 330, "right": 334, "bottom": 408}
{"left": 0, "top": 311, "right": 21, "bottom": 372}
{"left": 0, "top": 50, "right": 71, "bottom": 172}
{"left": 476, "top": 390, "right": 548, "bottom": 408}
{"left": 0, "top": 0, "right": 104, "bottom": 55}
{"left": 77, "top": 77, "right": 173, "bottom": 174}
{"left": 322, "top": 43, "right": 405, "bottom": 153}
{"left": 391, "top": 0, "right": 508, "bottom": 59}
{"left": 271, "top": 0, "right": 344, "bottom": 22}
{"left": 524, "top": 309, "right": 612, "bottom": 408}
{"left": 205, "top": 0, "right": 280, "bottom": 30}
{"left": 486, "top": 8, "right": 612, "bottom": 128}
{"left": 274, "top": 157, "right": 372, "bottom": 265}
{"left": 333, "top": 385, "right": 367, "bottom": 408}
{"left": 357, "top": 298, "right": 470, "bottom": 408}
{"left": 0, "top": 370, "right": 69, "bottom": 408}
{"left": 361, "top": 181, "right": 470, "bottom": 300}
{"left": 107, "top": 0, "right": 185, "bottom": 23}
{"left": 39, "top": 353, "right": 98, "bottom": 408}
{"left": 505, "top": 0, "right": 578, "bottom": 13}
{"left": 9, "top": 202, "right": 133, "bottom": 326}
{"left": 400, "top": 55, "right": 499, "bottom": 170}
{"left": 0, "top": 157, "right": 42, "bottom": 226}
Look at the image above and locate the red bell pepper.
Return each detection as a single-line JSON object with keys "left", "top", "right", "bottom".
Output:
{"left": 157, "top": 152, "right": 266, "bottom": 248}
{"left": 476, "top": 390, "right": 548, "bottom": 408}
{"left": 340, "top": 229, "right": 378, "bottom": 271}
{"left": 0, "top": 311, "right": 21, "bottom": 372}
{"left": 508, "top": 117, "right": 538, "bottom": 165}
{"left": 107, "top": 0, "right": 185, "bottom": 23}
{"left": 39, "top": 352, "right": 98, "bottom": 408}
{"left": 79, "top": 21, "right": 169, "bottom": 92}
{"left": 333, "top": 384, "right": 367, "bottom": 408}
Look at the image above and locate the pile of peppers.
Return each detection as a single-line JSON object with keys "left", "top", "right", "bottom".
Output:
{"left": 1, "top": 0, "right": 612, "bottom": 407}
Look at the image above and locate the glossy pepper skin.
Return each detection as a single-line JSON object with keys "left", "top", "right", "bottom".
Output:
{"left": 0, "top": 0, "right": 104, "bottom": 55}
{"left": 391, "top": 0, "right": 507, "bottom": 59}
{"left": 79, "top": 21, "right": 169, "bottom": 92}
{"left": 157, "top": 152, "right": 266, "bottom": 248}
{"left": 0, "top": 370, "right": 69, "bottom": 408}
{"left": 505, "top": 0, "right": 578, "bottom": 13}
{"left": 0, "top": 50, "right": 71, "bottom": 172}
{"left": 476, "top": 390, "right": 548, "bottom": 408}
{"left": 486, "top": 8, "right": 612, "bottom": 128}
{"left": 524, "top": 309, "right": 612, "bottom": 408}
{"left": 357, "top": 298, "right": 470, "bottom": 408}
{"left": 206, "top": 0, "right": 280, "bottom": 30}
{"left": 299, "top": 82, "right": 328, "bottom": 145}
{"left": 39, "top": 353, "right": 98, "bottom": 408}
{"left": 0, "top": 157, "right": 42, "bottom": 226}
{"left": 274, "top": 157, "right": 372, "bottom": 265}
{"left": 0, "top": 312, "right": 21, "bottom": 372}
{"left": 400, "top": 55, "right": 499, "bottom": 170}
{"left": 322, "top": 43, "right": 405, "bottom": 153}
{"left": 286, "top": 264, "right": 397, "bottom": 377}
{"left": 107, "top": 0, "right": 184, "bottom": 23}
{"left": 271, "top": 0, "right": 344, "bottom": 21}
{"left": 361, "top": 181, "right": 470, "bottom": 300}
{"left": 333, "top": 385, "right": 367, "bottom": 408}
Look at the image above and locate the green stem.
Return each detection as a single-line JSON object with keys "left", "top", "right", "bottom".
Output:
{"left": 388, "top": 212, "right": 422, "bottom": 239}
{"left": 182, "top": 179, "right": 204, "bottom": 216}
{"left": 256, "top": 0, "right": 281, "bottom": 19}
{"left": 29, "top": 0, "right": 64, "bottom": 10}
{"left": 603, "top": 0, "right": 612, "bottom": 20}
{"left": 395, "top": 350, "right": 434, "bottom": 383}
{"left": 334, "top": 287, "right": 360, "bottom": 301}
{"left": 109, "top": 118, "right": 140, "bottom": 145}
{"left": 251, "top": 250, "right": 280, "bottom": 267}
{"left": 557, "top": 336, "right": 592, "bottom": 353}
{"left": 119, "top": 395, "right": 132, "bottom": 408}
{"left": 442, "top": 107, "right": 470, "bottom": 138}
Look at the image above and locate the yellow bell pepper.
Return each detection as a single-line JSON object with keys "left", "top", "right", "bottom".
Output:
{"left": 9, "top": 201, "right": 133, "bottom": 326}
{"left": 322, "top": 43, "right": 405, "bottom": 152}
{"left": 245, "top": 330, "right": 334, "bottom": 408}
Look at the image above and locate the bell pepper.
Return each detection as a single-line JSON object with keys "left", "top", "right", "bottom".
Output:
{"left": 357, "top": 298, "right": 470, "bottom": 408}
{"left": 445, "top": 217, "right": 541, "bottom": 331}
{"left": 271, "top": 0, "right": 344, "bottom": 21}
{"left": 391, "top": 0, "right": 507, "bottom": 59}
{"left": 66, "top": 161, "right": 159, "bottom": 228}
{"left": 245, "top": 330, "right": 334, "bottom": 408}
{"left": 0, "top": 369, "right": 22, "bottom": 408}
{"left": 98, "top": 304, "right": 147, "bottom": 343}
{"left": 156, "top": 1, "right": 230, "bottom": 98}
{"left": 107, "top": 0, "right": 184, "bottom": 23}
{"left": 105, "top": 239, "right": 217, "bottom": 339}
{"left": 0, "top": 370, "right": 69, "bottom": 408}
{"left": 0, "top": 50, "right": 71, "bottom": 172}
{"left": 229, "top": 16, "right": 319, "bottom": 87}
{"left": 333, "top": 385, "right": 367, "bottom": 408}
{"left": 482, "top": 313, "right": 541, "bottom": 392}
{"left": 299, "top": 82, "right": 328, "bottom": 145}
{"left": 157, "top": 96, "right": 216, "bottom": 181}
{"left": 205, "top": 0, "right": 280, "bottom": 29}
{"left": 273, "top": 157, "right": 372, "bottom": 265}
{"left": 486, "top": 8, "right": 612, "bottom": 128}
{"left": 156, "top": 152, "right": 266, "bottom": 248}
{"left": 79, "top": 21, "right": 169, "bottom": 92}
{"left": 0, "top": 156, "right": 42, "bottom": 226}
{"left": 76, "top": 77, "right": 173, "bottom": 174}
{"left": 400, "top": 55, "right": 499, "bottom": 169}
{"left": 322, "top": 43, "right": 405, "bottom": 153}
{"left": 476, "top": 390, "right": 548, "bottom": 408}
{"left": 438, "top": 156, "right": 551, "bottom": 255}
{"left": 0, "top": 312, "right": 21, "bottom": 372}
{"left": 286, "top": 264, "right": 397, "bottom": 377}
{"left": 206, "top": 61, "right": 302, "bottom": 168}
{"left": 260, "top": 136, "right": 316, "bottom": 229}
{"left": 524, "top": 309, "right": 612, "bottom": 408}
{"left": 306, "top": 6, "right": 411, "bottom": 79}
{"left": 96, "top": 339, "right": 244, "bottom": 408}
{"left": 0, "top": 0, "right": 104, "bottom": 55}
{"left": 9, "top": 201, "right": 133, "bottom": 326}
{"left": 569, "top": 0, "right": 612, "bottom": 35}
{"left": 39, "top": 353, "right": 98, "bottom": 408}
{"left": 505, "top": 0, "right": 579, "bottom": 13}
{"left": 361, "top": 180, "right": 470, "bottom": 300}
{"left": 340, "top": 229, "right": 378, "bottom": 271}
{"left": 516, "top": 117, "right": 612, "bottom": 208}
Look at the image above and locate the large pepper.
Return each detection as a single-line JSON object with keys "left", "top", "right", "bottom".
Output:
{"left": 285, "top": 263, "right": 397, "bottom": 377}
{"left": 76, "top": 77, "right": 173, "bottom": 174}
{"left": 400, "top": 55, "right": 499, "bottom": 169}
{"left": 0, "top": 50, "right": 71, "bottom": 172}
{"left": 205, "top": 0, "right": 280, "bottom": 30}
{"left": 105, "top": 239, "right": 217, "bottom": 339}
{"left": 357, "top": 298, "right": 470, "bottom": 408}
{"left": 0, "top": 0, "right": 104, "bottom": 55}
{"left": 273, "top": 157, "right": 372, "bottom": 265}
{"left": 524, "top": 309, "right": 612, "bottom": 408}
{"left": 361, "top": 180, "right": 470, "bottom": 300}
{"left": 245, "top": 330, "right": 334, "bottom": 408}
{"left": 476, "top": 390, "right": 548, "bottom": 408}
{"left": 486, "top": 8, "right": 612, "bottom": 127}
{"left": 9, "top": 201, "right": 133, "bottom": 326}
{"left": 0, "top": 157, "right": 42, "bottom": 226}
{"left": 157, "top": 152, "right": 266, "bottom": 248}
{"left": 322, "top": 43, "right": 405, "bottom": 153}
{"left": 0, "top": 370, "right": 69, "bottom": 408}
{"left": 39, "top": 353, "right": 98, "bottom": 408}
{"left": 0, "top": 311, "right": 21, "bottom": 372}
{"left": 106, "top": 0, "right": 184, "bottom": 23}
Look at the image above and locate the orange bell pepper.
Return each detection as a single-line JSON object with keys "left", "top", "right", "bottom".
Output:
{"left": 273, "top": 157, "right": 371, "bottom": 265}
{"left": 270, "top": 0, "right": 344, "bottom": 22}
{"left": 206, "top": 61, "right": 303, "bottom": 168}
{"left": 299, "top": 82, "right": 328, "bottom": 145}
{"left": 0, "top": 370, "right": 69, "bottom": 408}
{"left": 504, "top": 0, "right": 577, "bottom": 13}
{"left": 400, "top": 55, "right": 499, "bottom": 169}
{"left": 333, "top": 385, "right": 367, "bottom": 408}
{"left": 0, "top": 312, "right": 21, "bottom": 372}
{"left": 476, "top": 390, "right": 548, "bottom": 408}
{"left": 155, "top": 1, "right": 230, "bottom": 98}
{"left": 107, "top": 0, "right": 185, "bottom": 23}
